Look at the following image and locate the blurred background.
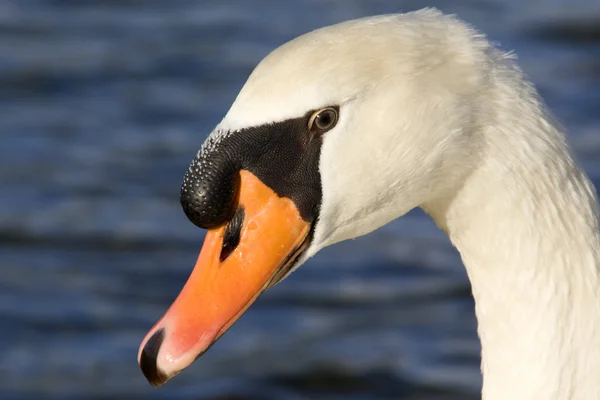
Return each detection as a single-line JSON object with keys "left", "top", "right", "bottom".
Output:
{"left": 1, "top": 0, "right": 599, "bottom": 399}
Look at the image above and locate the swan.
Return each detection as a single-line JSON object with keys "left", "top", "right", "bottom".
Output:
{"left": 138, "top": 8, "right": 600, "bottom": 399}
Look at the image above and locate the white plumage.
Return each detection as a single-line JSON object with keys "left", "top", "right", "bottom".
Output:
{"left": 211, "top": 9, "right": 600, "bottom": 399}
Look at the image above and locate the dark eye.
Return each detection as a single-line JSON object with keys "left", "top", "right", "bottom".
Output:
{"left": 309, "top": 107, "right": 338, "bottom": 134}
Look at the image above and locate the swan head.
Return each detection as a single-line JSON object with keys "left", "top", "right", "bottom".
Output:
{"left": 139, "top": 9, "right": 490, "bottom": 386}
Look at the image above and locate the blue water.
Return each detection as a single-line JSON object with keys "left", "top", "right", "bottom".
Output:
{"left": 1, "top": 1, "right": 599, "bottom": 399}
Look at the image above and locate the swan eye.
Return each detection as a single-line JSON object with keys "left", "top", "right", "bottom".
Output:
{"left": 308, "top": 107, "right": 338, "bottom": 134}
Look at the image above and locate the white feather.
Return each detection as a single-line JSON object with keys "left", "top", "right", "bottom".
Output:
{"left": 215, "top": 8, "right": 600, "bottom": 399}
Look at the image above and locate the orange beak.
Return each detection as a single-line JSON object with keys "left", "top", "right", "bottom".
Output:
{"left": 138, "top": 170, "right": 311, "bottom": 386}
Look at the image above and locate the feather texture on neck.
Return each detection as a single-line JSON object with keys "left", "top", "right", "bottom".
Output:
{"left": 423, "top": 47, "right": 600, "bottom": 400}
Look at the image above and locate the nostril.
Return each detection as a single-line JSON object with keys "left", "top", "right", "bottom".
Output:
{"left": 220, "top": 206, "right": 245, "bottom": 262}
{"left": 140, "top": 328, "right": 168, "bottom": 387}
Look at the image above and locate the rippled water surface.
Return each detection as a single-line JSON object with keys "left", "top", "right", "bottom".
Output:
{"left": 2, "top": 1, "right": 600, "bottom": 399}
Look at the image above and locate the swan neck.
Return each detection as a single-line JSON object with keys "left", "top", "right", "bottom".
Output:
{"left": 425, "top": 112, "right": 600, "bottom": 399}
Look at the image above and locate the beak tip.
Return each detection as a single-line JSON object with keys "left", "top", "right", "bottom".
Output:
{"left": 139, "top": 328, "right": 170, "bottom": 387}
